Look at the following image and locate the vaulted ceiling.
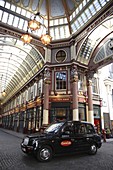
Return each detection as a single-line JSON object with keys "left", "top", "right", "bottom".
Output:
{"left": 0, "top": 0, "right": 113, "bottom": 103}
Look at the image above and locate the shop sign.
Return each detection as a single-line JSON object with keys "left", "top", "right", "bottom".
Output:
{"left": 51, "top": 97, "right": 70, "bottom": 102}
{"left": 27, "top": 101, "right": 36, "bottom": 108}
{"left": 15, "top": 108, "right": 19, "bottom": 113}
{"left": 61, "top": 140, "right": 72, "bottom": 146}
{"left": 78, "top": 97, "right": 85, "bottom": 102}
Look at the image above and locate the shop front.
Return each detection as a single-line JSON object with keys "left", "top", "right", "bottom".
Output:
{"left": 93, "top": 105, "right": 101, "bottom": 134}
{"left": 50, "top": 101, "right": 72, "bottom": 123}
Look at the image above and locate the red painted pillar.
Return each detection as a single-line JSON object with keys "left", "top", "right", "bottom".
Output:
{"left": 71, "top": 65, "right": 79, "bottom": 120}
{"left": 43, "top": 68, "right": 51, "bottom": 125}
{"left": 86, "top": 74, "right": 94, "bottom": 125}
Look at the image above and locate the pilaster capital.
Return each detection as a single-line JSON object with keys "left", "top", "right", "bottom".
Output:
{"left": 70, "top": 65, "right": 78, "bottom": 82}
{"left": 87, "top": 79, "right": 92, "bottom": 86}
{"left": 44, "top": 79, "right": 51, "bottom": 84}
{"left": 44, "top": 67, "right": 51, "bottom": 84}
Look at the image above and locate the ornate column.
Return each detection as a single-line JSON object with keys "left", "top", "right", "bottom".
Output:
{"left": 43, "top": 67, "right": 51, "bottom": 125}
{"left": 86, "top": 72, "right": 94, "bottom": 124}
{"left": 71, "top": 65, "right": 79, "bottom": 120}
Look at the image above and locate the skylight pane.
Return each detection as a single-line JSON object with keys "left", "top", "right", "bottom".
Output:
{"left": 18, "top": 18, "right": 24, "bottom": 29}
{"left": 76, "top": 8, "right": 79, "bottom": 15}
{"left": 50, "top": 28, "right": 55, "bottom": 40}
{"left": 78, "top": 16, "right": 84, "bottom": 26}
{"left": 11, "top": 4, "right": 16, "bottom": 12}
{"left": 0, "top": 10, "right": 3, "bottom": 21}
{"left": 13, "top": 16, "right": 19, "bottom": 27}
{"left": 65, "top": 25, "right": 70, "bottom": 38}
{"left": 7, "top": 14, "right": 14, "bottom": 25}
{"left": 50, "top": 20, "right": 54, "bottom": 26}
{"left": 83, "top": 0, "right": 87, "bottom": 6}
{"left": 71, "top": 23, "right": 77, "bottom": 33}
{"left": 60, "top": 27, "right": 65, "bottom": 38}
{"left": 16, "top": 6, "right": 21, "bottom": 14}
{"left": 73, "top": 11, "right": 76, "bottom": 18}
{"left": 70, "top": 14, "right": 73, "bottom": 21}
{"left": 89, "top": 4, "right": 96, "bottom": 15}
{"left": 85, "top": 9, "right": 92, "bottom": 19}
{"left": 54, "top": 19, "right": 59, "bottom": 26}
{"left": 93, "top": 0, "right": 101, "bottom": 10}
{"left": 26, "top": 11, "right": 31, "bottom": 19}
{"left": 2, "top": 12, "right": 8, "bottom": 23}
{"left": 59, "top": 18, "right": 63, "bottom": 25}
{"left": 5, "top": 2, "right": 10, "bottom": 9}
{"left": 21, "top": 9, "right": 26, "bottom": 16}
{"left": 55, "top": 27, "right": 60, "bottom": 39}
{"left": 79, "top": 4, "right": 83, "bottom": 11}
{"left": 0, "top": 0, "right": 5, "bottom": 7}
{"left": 99, "top": 0, "right": 106, "bottom": 6}
{"left": 64, "top": 18, "right": 68, "bottom": 24}
{"left": 23, "top": 20, "right": 28, "bottom": 31}
{"left": 74, "top": 20, "right": 80, "bottom": 29}
{"left": 81, "top": 13, "right": 87, "bottom": 23}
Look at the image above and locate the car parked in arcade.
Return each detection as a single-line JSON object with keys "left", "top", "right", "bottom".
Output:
{"left": 21, "top": 121, "right": 102, "bottom": 162}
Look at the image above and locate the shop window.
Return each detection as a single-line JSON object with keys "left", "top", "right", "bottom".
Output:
{"left": 55, "top": 71, "right": 67, "bottom": 90}
{"left": 50, "top": 106, "right": 71, "bottom": 123}
{"left": 55, "top": 108, "right": 66, "bottom": 120}
{"left": 79, "top": 103, "right": 86, "bottom": 121}
{"left": 93, "top": 107, "right": 100, "bottom": 118}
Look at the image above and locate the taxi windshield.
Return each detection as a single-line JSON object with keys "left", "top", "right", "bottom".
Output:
{"left": 44, "top": 122, "right": 64, "bottom": 134}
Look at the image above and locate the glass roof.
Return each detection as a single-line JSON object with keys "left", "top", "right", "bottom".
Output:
{"left": 0, "top": 35, "right": 45, "bottom": 102}
{"left": 0, "top": 0, "right": 112, "bottom": 103}
{"left": 77, "top": 16, "right": 113, "bottom": 65}
{"left": 0, "top": 0, "right": 111, "bottom": 41}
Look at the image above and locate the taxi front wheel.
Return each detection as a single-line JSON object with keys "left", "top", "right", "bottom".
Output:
{"left": 37, "top": 145, "right": 53, "bottom": 162}
{"left": 89, "top": 143, "right": 97, "bottom": 155}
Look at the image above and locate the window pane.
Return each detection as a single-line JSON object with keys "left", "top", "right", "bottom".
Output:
{"left": 5, "top": 2, "right": 10, "bottom": 9}
{"left": 16, "top": 6, "right": 21, "bottom": 14}
{"left": 18, "top": 18, "right": 24, "bottom": 29}
{"left": 11, "top": 4, "right": 16, "bottom": 11}
{"left": 1, "top": 0, "right": 5, "bottom": 7}
{"left": 93, "top": 0, "right": 101, "bottom": 10}
{"left": 85, "top": 9, "right": 92, "bottom": 19}
{"left": 7, "top": 14, "right": 14, "bottom": 25}
{"left": 50, "top": 20, "right": 54, "bottom": 26}
{"left": 60, "top": 27, "right": 65, "bottom": 38}
{"left": 2, "top": 12, "right": 8, "bottom": 23}
{"left": 0, "top": 10, "right": 3, "bottom": 21}
{"left": 89, "top": 4, "right": 96, "bottom": 15}
{"left": 13, "top": 16, "right": 19, "bottom": 27}
{"left": 21, "top": 8, "right": 26, "bottom": 16}
{"left": 55, "top": 71, "right": 67, "bottom": 90}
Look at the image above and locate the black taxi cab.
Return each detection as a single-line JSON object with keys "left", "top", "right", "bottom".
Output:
{"left": 21, "top": 121, "right": 102, "bottom": 162}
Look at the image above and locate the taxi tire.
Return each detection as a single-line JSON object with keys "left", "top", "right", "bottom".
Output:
{"left": 89, "top": 143, "right": 97, "bottom": 155}
{"left": 37, "top": 145, "right": 53, "bottom": 162}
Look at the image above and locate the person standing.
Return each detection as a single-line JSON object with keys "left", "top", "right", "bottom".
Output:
{"left": 102, "top": 129, "right": 106, "bottom": 142}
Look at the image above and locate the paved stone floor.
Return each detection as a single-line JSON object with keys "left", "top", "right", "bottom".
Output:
{"left": 0, "top": 128, "right": 113, "bottom": 170}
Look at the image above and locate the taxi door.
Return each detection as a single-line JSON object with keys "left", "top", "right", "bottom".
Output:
{"left": 53, "top": 123, "right": 75, "bottom": 154}
{"left": 73, "top": 123, "right": 90, "bottom": 152}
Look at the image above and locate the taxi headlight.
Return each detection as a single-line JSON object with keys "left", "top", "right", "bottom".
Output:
{"left": 33, "top": 140, "right": 38, "bottom": 150}
{"left": 23, "top": 137, "right": 29, "bottom": 145}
